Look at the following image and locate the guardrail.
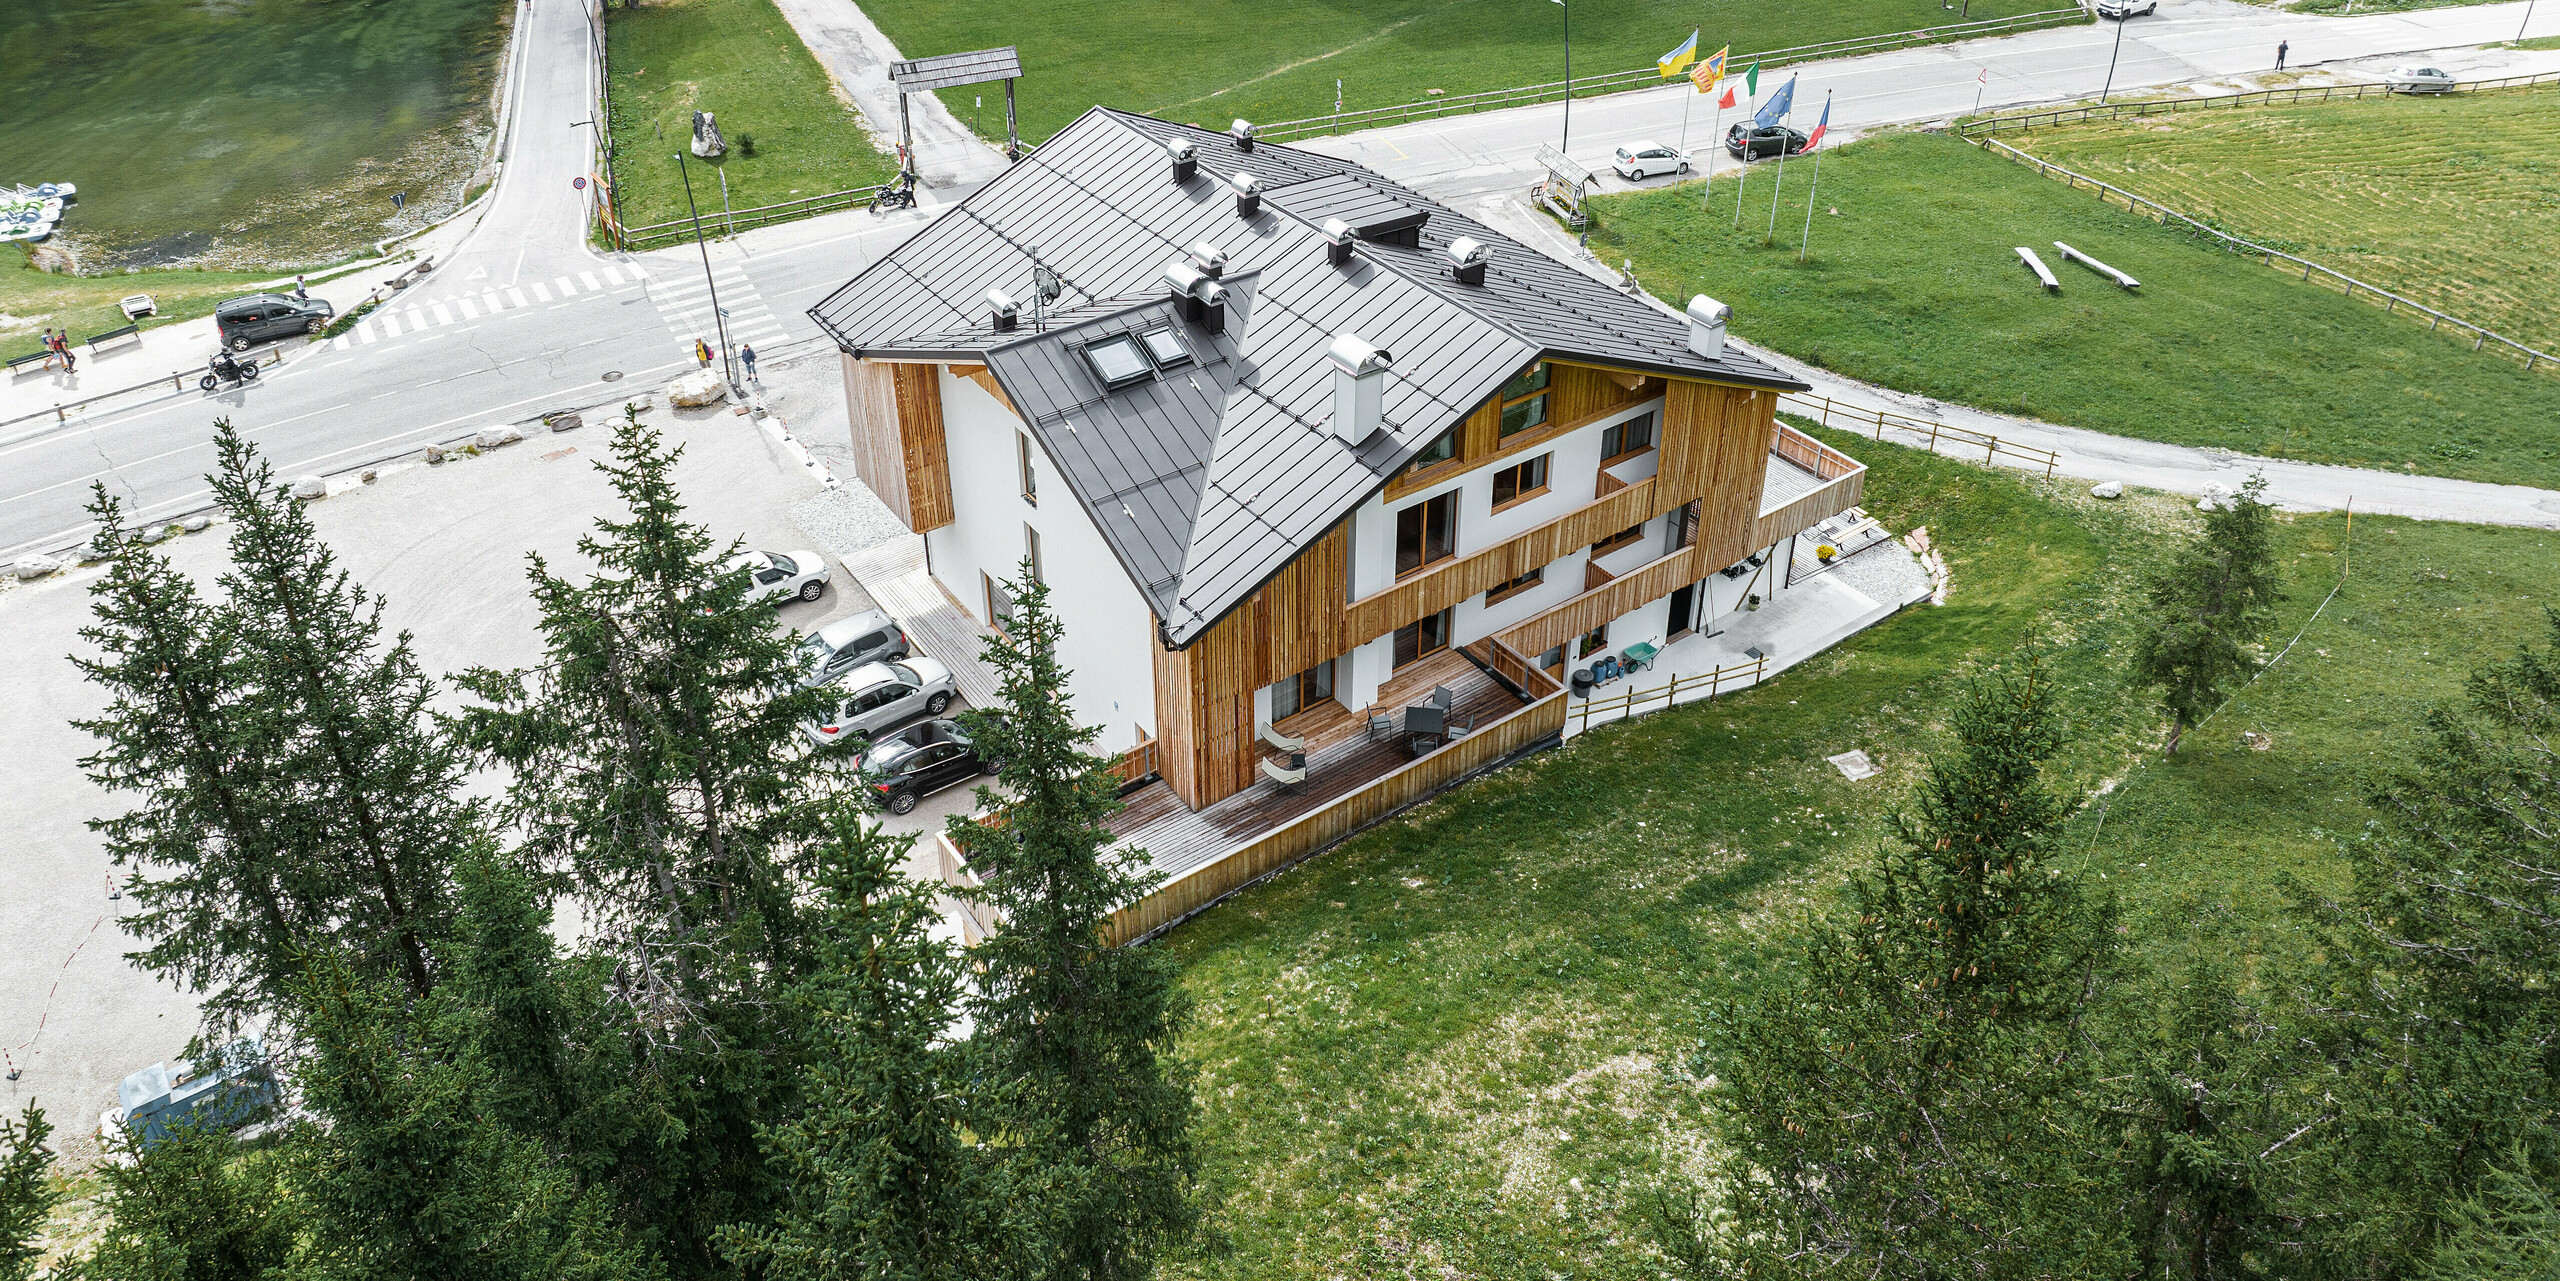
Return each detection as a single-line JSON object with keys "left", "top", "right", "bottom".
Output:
{"left": 1255, "top": 9, "right": 2089, "bottom": 141}
{"left": 0, "top": 346, "right": 291, "bottom": 432}
{"left": 1570, "top": 654, "right": 1770, "bottom": 733}
{"left": 1777, "top": 392, "right": 2063, "bottom": 476}
{"left": 1958, "top": 69, "right": 2560, "bottom": 137}
{"left": 1969, "top": 138, "right": 2556, "bottom": 375}
{"left": 614, "top": 185, "right": 888, "bottom": 250}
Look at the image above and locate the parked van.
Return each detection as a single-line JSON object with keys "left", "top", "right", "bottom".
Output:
{"left": 215, "top": 293, "right": 333, "bottom": 350}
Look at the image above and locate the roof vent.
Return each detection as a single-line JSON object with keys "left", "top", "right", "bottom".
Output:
{"left": 1161, "top": 259, "right": 1229, "bottom": 334}
{"left": 1230, "top": 171, "right": 1263, "bottom": 218}
{"left": 988, "top": 287, "right": 1019, "bottom": 333}
{"left": 1187, "top": 240, "right": 1228, "bottom": 278}
{"left": 1685, "top": 294, "right": 1732, "bottom": 360}
{"left": 1230, "top": 119, "right": 1256, "bottom": 152}
{"left": 1321, "top": 217, "right": 1358, "bottom": 266}
{"left": 1167, "top": 136, "right": 1198, "bottom": 183}
{"left": 1162, "top": 259, "right": 1206, "bottom": 299}
{"left": 1326, "top": 333, "right": 1393, "bottom": 444}
{"left": 1447, "top": 236, "right": 1491, "bottom": 286}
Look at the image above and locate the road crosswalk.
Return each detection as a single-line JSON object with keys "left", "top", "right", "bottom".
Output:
{"left": 329, "top": 262, "right": 651, "bottom": 350}
{"left": 323, "top": 257, "right": 802, "bottom": 363}
{"left": 642, "top": 260, "right": 795, "bottom": 361}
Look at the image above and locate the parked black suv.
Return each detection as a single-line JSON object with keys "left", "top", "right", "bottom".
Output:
{"left": 1724, "top": 122, "right": 1809, "bottom": 161}
{"left": 215, "top": 294, "right": 334, "bottom": 351}
{"left": 856, "top": 719, "right": 999, "bottom": 815}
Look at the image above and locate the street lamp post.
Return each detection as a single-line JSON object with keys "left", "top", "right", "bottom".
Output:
{"left": 2099, "top": 11, "right": 2129, "bottom": 104}
{"left": 672, "top": 150, "right": 738, "bottom": 391}
{"left": 1551, "top": 0, "right": 1573, "bottom": 153}
{"left": 2522, "top": 0, "right": 2539, "bottom": 43}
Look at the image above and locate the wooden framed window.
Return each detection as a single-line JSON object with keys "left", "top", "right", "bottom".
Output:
{"left": 1590, "top": 521, "right": 1645, "bottom": 559}
{"left": 1270, "top": 659, "right": 1336, "bottom": 722}
{"left": 1576, "top": 624, "right": 1611, "bottom": 660}
{"left": 1394, "top": 491, "right": 1457, "bottom": 578}
{"left": 1024, "top": 525, "right": 1043, "bottom": 583}
{"left": 1017, "top": 432, "right": 1038, "bottom": 505}
{"left": 1599, "top": 411, "right": 1656, "bottom": 463}
{"left": 1497, "top": 362, "right": 1550, "bottom": 438}
{"left": 984, "top": 573, "right": 1017, "bottom": 631}
{"left": 1490, "top": 453, "right": 1550, "bottom": 510}
{"left": 1401, "top": 429, "right": 1458, "bottom": 478}
{"left": 1483, "top": 566, "right": 1544, "bottom": 606}
{"left": 1392, "top": 609, "right": 1452, "bottom": 669}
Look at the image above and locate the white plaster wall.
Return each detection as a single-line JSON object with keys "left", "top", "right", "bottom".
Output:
{"left": 926, "top": 370, "right": 1159, "bottom": 752}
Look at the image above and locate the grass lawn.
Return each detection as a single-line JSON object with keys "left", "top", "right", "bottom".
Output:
{"left": 2, "top": 254, "right": 324, "bottom": 365}
{"left": 2007, "top": 87, "right": 2560, "bottom": 353}
{"left": 604, "top": 0, "right": 897, "bottom": 233}
{"left": 1583, "top": 132, "right": 2560, "bottom": 489}
{"left": 865, "top": 0, "right": 2076, "bottom": 147}
{"left": 1150, "top": 429, "right": 2556, "bottom": 1279}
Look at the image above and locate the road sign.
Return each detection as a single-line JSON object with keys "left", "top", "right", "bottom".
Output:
{"left": 573, "top": 176, "right": 588, "bottom": 190}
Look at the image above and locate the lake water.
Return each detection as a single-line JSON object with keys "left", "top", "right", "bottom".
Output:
{"left": 0, "top": 0, "right": 514, "bottom": 270}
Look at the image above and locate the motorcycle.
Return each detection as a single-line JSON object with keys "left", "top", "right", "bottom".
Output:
{"left": 200, "top": 350, "right": 261, "bottom": 391}
{"left": 870, "top": 169, "right": 917, "bottom": 215}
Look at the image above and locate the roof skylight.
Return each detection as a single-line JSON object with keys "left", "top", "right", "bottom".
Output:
{"left": 1082, "top": 333, "right": 1153, "bottom": 388}
{"left": 1140, "top": 328, "right": 1191, "bottom": 368}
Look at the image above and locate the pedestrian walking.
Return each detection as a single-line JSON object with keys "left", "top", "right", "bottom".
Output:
{"left": 2276, "top": 40, "right": 2289, "bottom": 70}
{"left": 294, "top": 274, "right": 308, "bottom": 299}
{"left": 740, "top": 342, "right": 758, "bottom": 381}
{"left": 49, "top": 329, "right": 75, "bottom": 373}
{"left": 694, "top": 337, "right": 712, "bottom": 367}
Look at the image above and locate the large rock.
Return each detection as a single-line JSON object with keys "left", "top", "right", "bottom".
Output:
{"left": 181, "top": 514, "right": 212, "bottom": 532}
{"left": 691, "top": 111, "right": 725, "bottom": 158}
{"left": 2197, "top": 482, "right": 2232, "bottom": 512}
{"left": 2090, "top": 481, "right": 2123, "bottom": 500}
{"left": 667, "top": 369, "right": 729, "bottom": 408}
{"left": 13, "top": 554, "right": 61, "bottom": 580}
{"left": 474, "top": 424, "right": 524, "bottom": 450}
{"left": 291, "top": 474, "right": 327, "bottom": 501}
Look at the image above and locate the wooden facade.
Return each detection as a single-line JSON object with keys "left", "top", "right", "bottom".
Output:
{"left": 840, "top": 355, "right": 956, "bottom": 533}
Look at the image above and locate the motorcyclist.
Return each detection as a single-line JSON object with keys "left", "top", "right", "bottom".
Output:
{"left": 201, "top": 348, "right": 259, "bottom": 390}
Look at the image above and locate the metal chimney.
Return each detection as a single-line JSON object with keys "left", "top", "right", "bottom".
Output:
{"left": 1230, "top": 171, "right": 1263, "bottom": 218}
{"left": 1167, "top": 136, "right": 1198, "bottom": 183}
{"left": 1321, "top": 217, "right": 1358, "bottom": 266}
{"left": 1447, "top": 236, "right": 1491, "bottom": 286}
{"left": 1188, "top": 240, "right": 1228, "bottom": 278}
{"left": 1685, "top": 294, "right": 1731, "bottom": 359}
{"left": 1230, "top": 118, "right": 1256, "bottom": 152}
{"left": 988, "top": 287, "right": 1019, "bottom": 332}
{"left": 1326, "top": 333, "right": 1392, "bottom": 443}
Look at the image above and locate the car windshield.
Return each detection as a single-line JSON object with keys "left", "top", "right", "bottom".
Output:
{"left": 892, "top": 663, "right": 921, "bottom": 688}
{"left": 768, "top": 553, "right": 797, "bottom": 575}
{"left": 796, "top": 634, "right": 831, "bottom": 664}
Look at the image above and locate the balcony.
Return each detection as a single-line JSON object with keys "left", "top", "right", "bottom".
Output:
{"left": 1752, "top": 422, "right": 1865, "bottom": 549}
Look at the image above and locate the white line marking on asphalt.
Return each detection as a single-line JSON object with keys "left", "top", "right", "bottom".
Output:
{"left": 507, "top": 287, "right": 530, "bottom": 307}
{"left": 553, "top": 275, "right": 577, "bottom": 295}
{"left": 458, "top": 297, "right": 481, "bottom": 319}
{"left": 483, "top": 291, "right": 503, "bottom": 313}
{"left": 404, "top": 309, "right": 428, "bottom": 330}
{"left": 531, "top": 282, "right": 553, "bottom": 302}
{"left": 358, "top": 322, "right": 380, "bottom": 344}
{"left": 430, "top": 302, "right": 455, "bottom": 325}
{"left": 601, "top": 265, "right": 626, "bottom": 286}
{"left": 0, "top": 399, "right": 354, "bottom": 476}
{"left": 579, "top": 271, "right": 603, "bottom": 291}
{"left": 333, "top": 335, "right": 351, "bottom": 350}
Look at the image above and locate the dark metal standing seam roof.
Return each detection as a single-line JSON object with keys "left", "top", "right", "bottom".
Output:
{"left": 811, "top": 107, "right": 1807, "bottom": 648}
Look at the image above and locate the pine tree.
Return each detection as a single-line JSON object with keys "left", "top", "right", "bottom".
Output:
{"left": 722, "top": 804, "right": 992, "bottom": 1281}
{"left": 1674, "top": 656, "right": 2119, "bottom": 1279}
{"left": 207, "top": 422, "right": 471, "bottom": 996}
{"left": 2131, "top": 474, "right": 2282, "bottom": 755}
{"left": 74, "top": 483, "right": 321, "bottom": 1037}
{"left": 72, "top": 1120, "right": 299, "bottom": 1281}
{"left": 954, "top": 564, "right": 1199, "bottom": 1281}
{"left": 0, "top": 1104, "right": 53, "bottom": 1281}
{"left": 2422, "top": 1148, "right": 2560, "bottom": 1281}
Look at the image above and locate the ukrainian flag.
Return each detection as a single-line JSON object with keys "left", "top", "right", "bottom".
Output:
{"left": 1658, "top": 29, "right": 1699, "bottom": 78}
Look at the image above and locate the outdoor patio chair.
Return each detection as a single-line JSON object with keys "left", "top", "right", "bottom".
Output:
{"left": 1259, "top": 753, "right": 1308, "bottom": 793}
{"left": 1430, "top": 685, "right": 1453, "bottom": 710}
{"left": 1444, "top": 711, "right": 1477, "bottom": 741}
{"left": 1367, "top": 711, "right": 1394, "bottom": 741}
{"left": 1257, "top": 722, "right": 1304, "bottom": 753}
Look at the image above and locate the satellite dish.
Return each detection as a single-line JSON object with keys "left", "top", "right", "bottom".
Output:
{"left": 1033, "top": 264, "right": 1063, "bottom": 304}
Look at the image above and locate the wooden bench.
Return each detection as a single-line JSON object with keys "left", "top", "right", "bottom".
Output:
{"left": 7, "top": 350, "right": 57, "bottom": 377}
{"left": 2015, "top": 246, "right": 2060, "bottom": 292}
{"left": 87, "top": 323, "right": 141, "bottom": 354}
{"left": 2053, "top": 241, "right": 2139, "bottom": 290}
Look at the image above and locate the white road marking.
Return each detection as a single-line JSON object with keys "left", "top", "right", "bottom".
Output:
{"left": 429, "top": 302, "right": 455, "bottom": 325}
{"left": 531, "top": 282, "right": 553, "bottom": 302}
{"left": 578, "top": 271, "right": 603, "bottom": 291}
{"left": 458, "top": 297, "right": 481, "bottom": 319}
{"left": 482, "top": 290, "right": 503, "bottom": 313}
{"left": 553, "top": 275, "right": 578, "bottom": 295}
{"left": 601, "top": 265, "right": 626, "bottom": 285}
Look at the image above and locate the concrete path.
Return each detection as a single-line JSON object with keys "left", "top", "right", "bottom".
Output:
{"left": 764, "top": 0, "right": 1010, "bottom": 188}
{"left": 1459, "top": 193, "right": 2560, "bottom": 530}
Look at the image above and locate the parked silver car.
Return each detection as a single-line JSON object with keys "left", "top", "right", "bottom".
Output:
{"left": 793, "top": 608, "right": 910, "bottom": 688}
{"left": 805, "top": 658, "right": 956, "bottom": 745}
{"left": 2384, "top": 65, "right": 2456, "bottom": 93}
{"left": 727, "top": 549, "right": 830, "bottom": 605}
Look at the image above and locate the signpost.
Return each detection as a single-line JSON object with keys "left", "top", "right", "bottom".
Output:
{"left": 573, "top": 176, "right": 588, "bottom": 190}
{"left": 888, "top": 46, "right": 1025, "bottom": 171}
{"left": 1534, "top": 143, "right": 1598, "bottom": 227}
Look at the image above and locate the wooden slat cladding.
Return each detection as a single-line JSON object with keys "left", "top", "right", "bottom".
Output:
{"left": 1253, "top": 524, "right": 1352, "bottom": 683}
{"left": 1668, "top": 380, "right": 1775, "bottom": 571}
{"left": 1381, "top": 363, "right": 1656, "bottom": 504}
{"left": 1753, "top": 472, "right": 1868, "bottom": 549}
{"left": 1346, "top": 478, "right": 1657, "bottom": 641}
{"left": 841, "top": 355, "right": 911, "bottom": 522}
{"left": 891, "top": 364, "right": 955, "bottom": 532}
{"left": 1151, "top": 615, "right": 1258, "bottom": 810}
{"left": 1497, "top": 544, "right": 1710, "bottom": 659}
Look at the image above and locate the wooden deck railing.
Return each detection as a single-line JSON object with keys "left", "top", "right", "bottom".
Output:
{"left": 1111, "top": 735, "right": 1160, "bottom": 788}
{"left": 1771, "top": 420, "right": 1862, "bottom": 480}
{"left": 1777, "top": 392, "right": 2061, "bottom": 476}
{"left": 1569, "top": 654, "right": 1771, "bottom": 732}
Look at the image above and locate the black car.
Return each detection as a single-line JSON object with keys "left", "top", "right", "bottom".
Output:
{"left": 857, "top": 719, "right": 1000, "bottom": 815}
{"left": 1725, "top": 123, "right": 1809, "bottom": 161}
{"left": 214, "top": 293, "right": 334, "bottom": 351}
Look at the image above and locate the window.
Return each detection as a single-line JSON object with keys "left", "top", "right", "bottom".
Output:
{"left": 1394, "top": 491, "right": 1457, "bottom": 578}
{"left": 985, "top": 573, "right": 1017, "bottom": 630}
{"left": 1591, "top": 521, "right": 1645, "bottom": 558}
{"left": 1081, "top": 333, "right": 1152, "bottom": 388}
{"left": 1139, "top": 327, "right": 1191, "bottom": 368}
{"left": 1392, "top": 609, "right": 1452, "bottom": 669}
{"left": 1491, "top": 453, "right": 1550, "bottom": 509}
{"left": 1017, "top": 433, "right": 1038, "bottom": 505}
{"left": 1483, "top": 566, "right": 1544, "bottom": 606}
{"left": 1498, "top": 362, "right": 1551, "bottom": 438}
{"left": 1576, "top": 624, "right": 1611, "bottom": 660}
{"left": 1402, "top": 430, "right": 1457, "bottom": 477}
{"left": 1025, "top": 525, "right": 1043, "bottom": 583}
{"left": 1270, "top": 659, "right": 1336, "bottom": 722}
{"left": 1537, "top": 643, "right": 1566, "bottom": 673}
{"left": 1600, "top": 412, "right": 1656, "bottom": 461}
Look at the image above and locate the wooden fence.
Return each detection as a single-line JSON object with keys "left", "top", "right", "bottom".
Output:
{"left": 1957, "top": 69, "right": 2560, "bottom": 138}
{"left": 1253, "top": 9, "right": 2087, "bottom": 141}
{"left": 1111, "top": 735, "right": 1161, "bottom": 788}
{"left": 1569, "top": 654, "right": 1770, "bottom": 733}
{"left": 614, "top": 185, "right": 891, "bottom": 250}
{"left": 1967, "top": 138, "right": 2557, "bottom": 375}
{"left": 1777, "top": 392, "right": 2062, "bottom": 476}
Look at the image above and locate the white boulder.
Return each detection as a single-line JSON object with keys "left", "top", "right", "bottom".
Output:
{"left": 13, "top": 554, "right": 61, "bottom": 580}
{"left": 474, "top": 424, "right": 524, "bottom": 450}
{"left": 181, "top": 514, "right": 212, "bottom": 532}
{"left": 2089, "top": 481, "right": 2123, "bottom": 500}
{"left": 667, "top": 369, "right": 729, "bottom": 408}
{"left": 2197, "top": 482, "right": 2232, "bottom": 512}
{"left": 291, "top": 474, "right": 327, "bottom": 501}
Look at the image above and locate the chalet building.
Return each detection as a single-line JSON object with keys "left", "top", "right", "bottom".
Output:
{"left": 812, "top": 109, "right": 1867, "bottom": 934}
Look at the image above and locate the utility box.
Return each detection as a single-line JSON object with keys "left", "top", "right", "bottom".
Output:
{"left": 116, "top": 1038, "right": 276, "bottom": 1148}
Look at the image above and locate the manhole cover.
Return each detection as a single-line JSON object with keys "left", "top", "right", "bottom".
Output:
{"left": 601, "top": 370, "right": 624, "bottom": 382}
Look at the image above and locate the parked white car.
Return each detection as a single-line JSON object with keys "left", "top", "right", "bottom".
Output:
{"left": 727, "top": 549, "right": 830, "bottom": 605}
{"left": 2383, "top": 66, "right": 2456, "bottom": 93}
{"left": 2096, "top": 0, "right": 2157, "bottom": 17}
{"left": 1610, "top": 141, "right": 1692, "bottom": 182}
{"left": 804, "top": 658, "right": 957, "bottom": 745}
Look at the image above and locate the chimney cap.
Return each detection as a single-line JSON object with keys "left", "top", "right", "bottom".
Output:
{"left": 1229, "top": 170, "right": 1262, "bottom": 195}
{"left": 1320, "top": 217, "right": 1356, "bottom": 244}
{"left": 1685, "top": 294, "right": 1732, "bottom": 328}
{"left": 1229, "top": 118, "right": 1255, "bottom": 141}
{"left": 1447, "top": 236, "right": 1491, "bottom": 266}
{"left": 987, "top": 287, "right": 1018, "bottom": 316}
{"left": 1187, "top": 240, "right": 1229, "bottom": 274}
{"left": 1196, "top": 280, "right": 1230, "bottom": 308}
{"left": 1326, "top": 332, "right": 1392, "bottom": 378}
{"left": 1166, "top": 136, "right": 1197, "bottom": 162}
{"left": 1161, "top": 259, "right": 1207, "bottom": 297}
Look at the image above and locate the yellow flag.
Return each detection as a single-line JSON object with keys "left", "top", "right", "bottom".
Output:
{"left": 1691, "top": 45, "right": 1729, "bottom": 93}
{"left": 1658, "top": 29, "right": 1699, "bottom": 78}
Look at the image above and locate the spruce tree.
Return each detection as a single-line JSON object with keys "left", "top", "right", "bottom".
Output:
{"left": 0, "top": 1104, "right": 53, "bottom": 1281}
{"left": 71, "top": 1121, "right": 299, "bottom": 1281}
{"left": 206, "top": 422, "right": 470, "bottom": 996}
{"left": 722, "top": 804, "right": 992, "bottom": 1281}
{"left": 2421, "top": 1149, "right": 2560, "bottom": 1281}
{"left": 2131, "top": 474, "right": 2282, "bottom": 755}
{"left": 954, "top": 564, "right": 1199, "bottom": 1281}
{"left": 75, "top": 483, "right": 319, "bottom": 1036}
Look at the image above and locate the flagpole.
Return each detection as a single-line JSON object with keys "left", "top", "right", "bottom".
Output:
{"left": 1735, "top": 84, "right": 1755, "bottom": 229}
{"left": 1559, "top": 0, "right": 1573, "bottom": 153}
{"left": 1798, "top": 95, "right": 1829, "bottom": 263}
{"left": 1680, "top": 78, "right": 1695, "bottom": 152}
{"left": 1766, "top": 99, "right": 1791, "bottom": 244}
